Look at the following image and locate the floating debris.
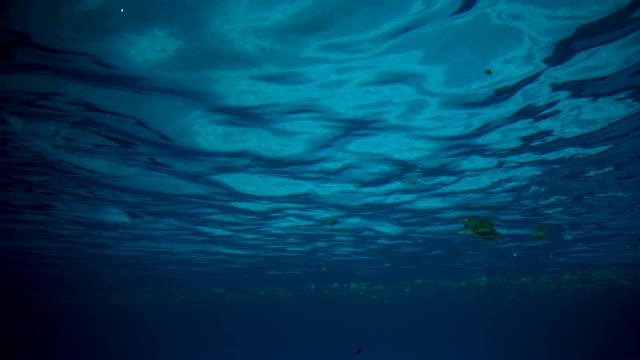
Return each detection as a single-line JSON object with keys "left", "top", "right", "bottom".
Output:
{"left": 458, "top": 216, "right": 504, "bottom": 241}
{"left": 354, "top": 348, "right": 362, "bottom": 355}
{"left": 532, "top": 224, "right": 549, "bottom": 240}
{"left": 485, "top": 68, "right": 493, "bottom": 75}
{"left": 325, "top": 218, "right": 337, "bottom": 226}
{"left": 405, "top": 177, "right": 421, "bottom": 185}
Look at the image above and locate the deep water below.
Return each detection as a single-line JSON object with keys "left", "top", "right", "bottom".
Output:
{"left": 6, "top": 281, "right": 640, "bottom": 360}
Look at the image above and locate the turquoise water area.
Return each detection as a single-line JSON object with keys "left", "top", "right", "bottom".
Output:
{"left": 1, "top": 1, "right": 640, "bottom": 359}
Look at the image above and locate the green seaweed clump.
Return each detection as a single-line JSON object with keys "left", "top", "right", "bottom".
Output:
{"left": 458, "top": 216, "right": 504, "bottom": 241}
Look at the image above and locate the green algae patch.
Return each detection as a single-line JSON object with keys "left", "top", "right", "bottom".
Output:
{"left": 458, "top": 216, "right": 504, "bottom": 241}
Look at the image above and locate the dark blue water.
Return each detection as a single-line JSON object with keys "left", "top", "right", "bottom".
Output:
{"left": 2, "top": 0, "right": 640, "bottom": 359}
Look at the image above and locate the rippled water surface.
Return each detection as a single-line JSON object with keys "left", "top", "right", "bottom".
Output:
{"left": 2, "top": 0, "right": 640, "bottom": 298}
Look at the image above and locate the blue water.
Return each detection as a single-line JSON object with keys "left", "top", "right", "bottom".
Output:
{"left": 2, "top": 0, "right": 640, "bottom": 359}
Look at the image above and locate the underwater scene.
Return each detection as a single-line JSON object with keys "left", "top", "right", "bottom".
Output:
{"left": 2, "top": 0, "right": 640, "bottom": 359}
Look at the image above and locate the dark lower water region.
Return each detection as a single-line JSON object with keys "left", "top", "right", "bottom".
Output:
{"left": 5, "top": 270, "right": 640, "bottom": 360}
